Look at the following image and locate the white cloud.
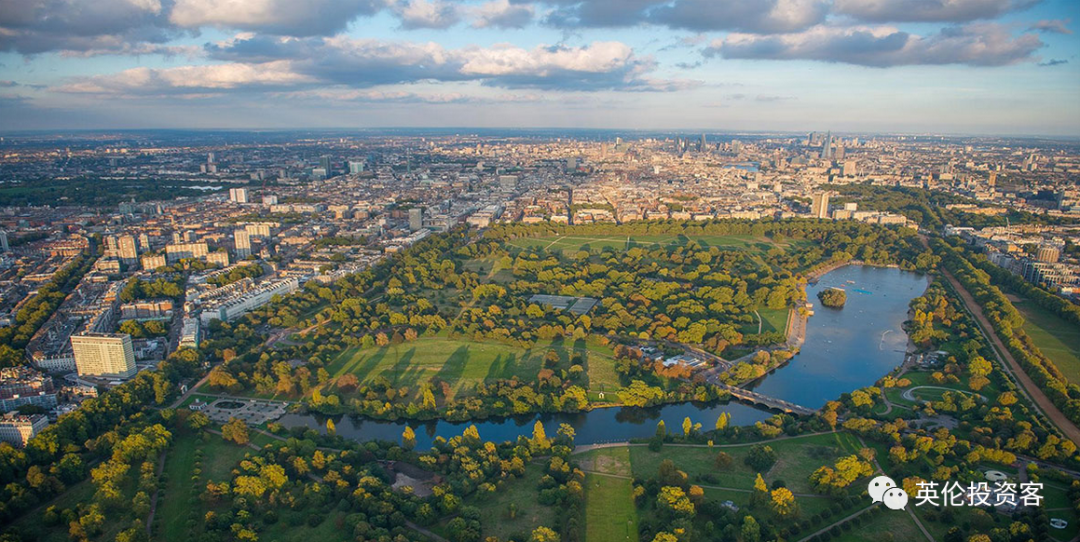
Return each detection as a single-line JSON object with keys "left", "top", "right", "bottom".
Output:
{"left": 55, "top": 61, "right": 313, "bottom": 94}
{"left": 392, "top": 0, "right": 461, "bottom": 29}
{"left": 471, "top": 0, "right": 534, "bottom": 29}
{"left": 708, "top": 22, "right": 1044, "bottom": 67}
{"left": 169, "top": 0, "right": 385, "bottom": 36}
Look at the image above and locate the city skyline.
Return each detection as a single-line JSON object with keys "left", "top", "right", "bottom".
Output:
{"left": 0, "top": 0, "right": 1078, "bottom": 135}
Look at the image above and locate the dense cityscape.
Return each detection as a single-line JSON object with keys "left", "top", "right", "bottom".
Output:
{"left": 0, "top": 129, "right": 1077, "bottom": 542}
{"left": 2, "top": 0, "right": 1080, "bottom": 541}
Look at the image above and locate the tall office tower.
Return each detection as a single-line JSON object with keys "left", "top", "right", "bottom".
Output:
{"left": 207, "top": 152, "right": 215, "bottom": 164}
{"left": 229, "top": 188, "right": 250, "bottom": 204}
{"left": 822, "top": 132, "right": 833, "bottom": 160}
{"left": 811, "top": 192, "right": 831, "bottom": 219}
{"left": 234, "top": 229, "right": 251, "bottom": 259}
{"left": 117, "top": 235, "right": 139, "bottom": 265}
{"left": 0, "top": 230, "right": 8, "bottom": 252}
{"left": 71, "top": 333, "right": 136, "bottom": 379}
{"left": 138, "top": 233, "right": 150, "bottom": 251}
{"left": 409, "top": 208, "right": 423, "bottom": 231}
{"left": 699, "top": 133, "right": 706, "bottom": 151}
{"left": 348, "top": 161, "right": 365, "bottom": 174}
{"left": 320, "top": 155, "right": 333, "bottom": 173}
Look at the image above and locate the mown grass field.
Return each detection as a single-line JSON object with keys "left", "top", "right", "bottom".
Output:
{"left": 503, "top": 234, "right": 795, "bottom": 256}
{"left": 1014, "top": 297, "right": 1080, "bottom": 384}
{"left": 583, "top": 447, "right": 637, "bottom": 542}
{"left": 324, "top": 336, "right": 622, "bottom": 401}
{"left": 156, "top": 431, "right": 269, "bottom": 541}
{"left": 625, "top": 432, "right": 863, "bottom": 495}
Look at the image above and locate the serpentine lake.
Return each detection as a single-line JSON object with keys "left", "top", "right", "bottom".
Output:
{"left": 279, "top": 265, "right": 928, "bottom": 449}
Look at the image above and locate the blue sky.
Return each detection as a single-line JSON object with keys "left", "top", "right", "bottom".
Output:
{"left": 0, "top": 0, "right": 1077, "bottom": 135}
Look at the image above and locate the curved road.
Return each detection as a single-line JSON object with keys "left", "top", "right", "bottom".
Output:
{"left": 941, "top": 267, "right": 1080, "bottom": 446}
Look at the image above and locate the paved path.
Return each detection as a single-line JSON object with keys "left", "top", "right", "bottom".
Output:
{"left": 901, "top": 386, "right": 987, "bottom": 403}
{"left": 145, "top": 451, "right": 167, "bottom": 536}
{"left": 797, "top": 505, "right": 878, "bottom": 542}
{"left": 166, "top": 370, "right": 213, "bottom": 409}
{"left": 940, "top": 267, "right": 1080, "bottom": 446}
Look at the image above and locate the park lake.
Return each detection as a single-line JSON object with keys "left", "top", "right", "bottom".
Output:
{"left": 280, "top": 265, "right": 929, "bottom": 448}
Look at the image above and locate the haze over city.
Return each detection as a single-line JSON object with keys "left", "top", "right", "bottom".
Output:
{"left": 1, "top": 0, "right": 1079, "bottom": 134}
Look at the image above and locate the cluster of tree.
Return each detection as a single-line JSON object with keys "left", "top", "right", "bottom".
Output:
{"left": 634, "top": 451, "right": 813, "bottom": 542}
{"left": 963, "top": 248, "right": 1080, "bottom": 332}
{"left": 119, "top": 274, "right": 184, "bottom": 301}
{"left": 936, "top": 239, "right": 1080, "bottom": 428}
{"left": 0, "top": 176, "right": 228, "bottom": 207}
{"left": 827, "top": 184, "right": 1075, "bottom": 230}
{"left": 118, "top": 318, "right": 168, "bottom": 338}
{"left": 720, "top": 349, "right": 795, "bottom": 386}
{"left": 0, "top": 347, "right": 201, "bottom": 523}
{"left": 816, "top": 288, "right": 846, "bottom": 308}
{"left": 418, "top": 422, "right": 582, "bottom": 542}
{"left": 206, "top": 263, "right": 264, "bottom": 287}
{"left": 0, "top": 251, "right": 95, "bottom": 367}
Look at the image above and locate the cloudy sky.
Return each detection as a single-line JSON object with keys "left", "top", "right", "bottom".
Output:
{"left": 0, "top": 0, "right": 1077, "bottom": 135}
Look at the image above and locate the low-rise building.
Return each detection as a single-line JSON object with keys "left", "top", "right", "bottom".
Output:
{"left": 0, "top": 413, "right": 49, "bottom": 448}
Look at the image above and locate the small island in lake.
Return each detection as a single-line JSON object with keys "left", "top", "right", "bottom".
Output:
{"left": 818, "top": 287, "right": 848, "bottom": 308}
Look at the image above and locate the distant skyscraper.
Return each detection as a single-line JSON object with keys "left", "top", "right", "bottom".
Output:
{"left": 699, "top": 133, "right": 706, "bottom": 151}
{"left": 207, "top": 152, "right": 215, "bottom": 164}
{"left": 811, "top": 192, "right": 831, "bottom": 219}
{"left": 229, "top": 188, "right": 249, "bottom": 204}
{"left": 71, "top": 333, "right": 136, "bottom": 379}
{"left": 234, "top": 229, "right": 251, "bottom": 259}
{"left": 822, "top": 131, "right": 833, "bottom": 160}
{"left": 409, "top": 208, "right": 423, "bottom": 231}
{"left": 843, "top": 160, "right": 857, "bottom": 177}
{"left": 348, "top": 161, "right": 365, "bottom": 174}
{"left": 0, "top": 230, "right": 8, "bottom": 252}
{"left": 320, "top": 155, "right": 333, "bottom": 173}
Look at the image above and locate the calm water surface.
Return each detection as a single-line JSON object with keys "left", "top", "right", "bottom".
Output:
{"left": 746, "top": 265, "right": 928, "bottom": 409}
{"left": 280, "top": 265, "right": 927, "bottom": 448}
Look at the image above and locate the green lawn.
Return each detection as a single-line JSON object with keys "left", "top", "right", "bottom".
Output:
{"left": 1014, "top": 297, "right": 1080, "bottom": 384}
{"left": 833, "top": 508, "right": 923, "bottom": 542}
{"left": 627, "top": 433, "right": 863, "bottom": 495}
{"left": 584, "top": 447, "right": 638, "bottom": 542}
{"left": 468, "top": 463, "right": 558, "bottom": 541}
{"left": 758, "top": 308, "right": 791, "bottom": 335}
{"left": 258, "top": 510, "right": 351, "bottom": 542}
{"left": 325, "top": 336, "right": 621, "bottom": 401}
{"left": 156, "top": 431, "right": 260, "bottom": 541}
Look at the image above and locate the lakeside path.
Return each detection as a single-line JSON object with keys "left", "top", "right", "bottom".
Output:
{"left": 940, "top": 266, "right": 1080, "bottom": 446}
{"left": 571, "top": 431, "right": 840, "bottom": 454}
